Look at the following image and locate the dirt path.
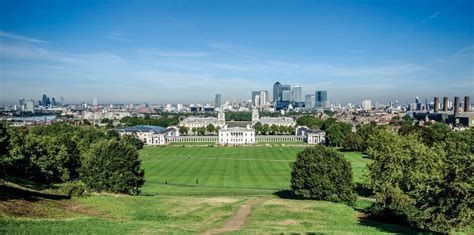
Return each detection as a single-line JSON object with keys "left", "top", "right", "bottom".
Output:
{"left": 202, "top": 197, "right": 265, "bottom": 234}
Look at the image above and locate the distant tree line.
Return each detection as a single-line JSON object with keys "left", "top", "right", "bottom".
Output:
{"left": 0, "top": 122, "right": 145, "bottom": 195}
{"left": 120, "top": 114, "right": 178, "bottom": 127}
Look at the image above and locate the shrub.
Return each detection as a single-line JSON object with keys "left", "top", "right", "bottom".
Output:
{"left": 59, "top": 181, "right": 87, "bottom": 197}
{"left": 290, "top": 145, "right": 356, "bottom": 205}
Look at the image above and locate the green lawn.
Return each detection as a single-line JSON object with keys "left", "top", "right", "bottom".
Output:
{"left": 140, "top": 147, "right": 370, "bottom": 195}
{"left": 1, "top": 147, "right": 390, "bottom": 234}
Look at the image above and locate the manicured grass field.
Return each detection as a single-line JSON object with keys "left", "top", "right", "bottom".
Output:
{"left": 139, "top": 147, "right": 370, "bottom": 195}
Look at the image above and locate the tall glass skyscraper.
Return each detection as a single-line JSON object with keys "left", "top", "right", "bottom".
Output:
{"left": 273, "top": 82, "right": 282, "bottom": 102}
{"left": 315, "top": 90, "right": 328, "bottom": 109}
{"left": 215, "top": 94, "right": 221, "bottom": 108}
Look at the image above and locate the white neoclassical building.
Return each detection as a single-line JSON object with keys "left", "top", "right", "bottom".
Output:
{"left": 251, "top": 109, "right": 295, "bottom": 126}
{"left": 115, "top": 125, "right": 179, "bottom": 145}
{"left": 218, "top": 125, "right": 255, "bottom": 145}
{"left": 295, "top": 126, "right": 326, "bottom": 144}
{"left": 180, "top": 112, "right": 226, "bottom": 129}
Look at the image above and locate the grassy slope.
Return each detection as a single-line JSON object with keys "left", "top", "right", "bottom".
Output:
{"left": 3, "top": 147, "right": 406, "bottom": 234}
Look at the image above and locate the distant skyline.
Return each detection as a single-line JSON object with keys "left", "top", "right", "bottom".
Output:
{"left": 1, "top": 0, "right": 473, "bottom": 105}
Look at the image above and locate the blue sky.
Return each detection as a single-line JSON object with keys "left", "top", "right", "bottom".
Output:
{"left": 0, "top": 0, "right": 473, "bottom": 105}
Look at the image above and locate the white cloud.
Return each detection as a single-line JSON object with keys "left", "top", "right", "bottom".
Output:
{"left": 0, "top": 31, "right": 49, "bottom": 43}
{"left": 420, "top": 11, "right": 440, "bottom": 24}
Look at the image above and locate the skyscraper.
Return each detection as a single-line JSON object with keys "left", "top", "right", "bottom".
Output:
{"left": 251, "top": 91, "right": 260, "bottom": 106}
{"left": 92, "top": 98, "right": 98, "bottom": 107}
{"left": 215, "top": 94, "right": 222, "bottom": 108}
{"left": 273, "top": 82, "right": 282, "bottom": 102}
{"left": 259, "top": 90, "right": 269, "bottom": 106}
{"left": 42, "top": 94, "right": 47, "bottom": 107}
{"left": 305, "top": 94, "right": 315, "bottom": 109}
{"left": 315, "top": 91, "right": 327, "bottom": 109}
{"left": 282, "top": 90, "right": 292, "bottom": 101}
{"left": 292, "top": 85, "right": 302, "bottom": 102}
{"left": 362, "top": 99, "right": 372, "bottom": 111}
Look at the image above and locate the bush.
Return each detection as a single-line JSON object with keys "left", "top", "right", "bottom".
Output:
{"left": 290, "top": 145, "right": 356, "bottom": 205}
{"left": 59, "top": 181, "right": 87, "bottom": 197}
{"left": 80, "top": 139, "right": 145, "bottom": 195}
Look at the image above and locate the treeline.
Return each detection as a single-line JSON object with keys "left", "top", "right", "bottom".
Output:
{"left": 291, "top": 116, "right": 473, "bottom": 232}
{"left": 120, "top": 115, "right": 178, "bottom": 127}
{"left": 0, "top": 123, "right": 145, "bottom": 195}
{"left": 254, "top": 123, "right": 295, "bottom": 135}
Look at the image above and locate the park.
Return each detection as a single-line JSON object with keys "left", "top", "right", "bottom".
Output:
{"left": 0, "top": 145, "right": 423, "bottom": 234}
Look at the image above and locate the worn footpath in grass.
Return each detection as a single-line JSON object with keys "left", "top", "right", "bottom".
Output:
{"left": 0, "top": 193, "right": 246, "bottom": 234}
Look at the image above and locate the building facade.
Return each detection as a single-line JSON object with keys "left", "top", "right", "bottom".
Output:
{"left": 218, "top": 125, "right": 255, "bottom": 145}
{"left": 251, "top": 109, "right": 296, "bottom": 126}
{"left": 180, "top": 112, "right": 226, "bottom": 129}
{"left": 315, "top": 90, "right": 328, "bottom": 109}
{"left": 115, "top": 125, "right": 180, "bottom": 145}
{"left": 295, "top": 126, "right": 326, "bottom": 144}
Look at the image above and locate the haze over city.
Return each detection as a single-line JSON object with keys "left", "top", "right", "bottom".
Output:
{"left": 1, "top": 0, "right": 473, "bottom": 105}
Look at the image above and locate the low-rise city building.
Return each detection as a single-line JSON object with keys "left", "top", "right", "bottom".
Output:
{"left": 218, "top": 125, "right": 255, "bottom": 145}
{"left": 295, "top": 126, "right": 326, "bottom": 144}
{"left": 115, "top": 125, "right": 179, "bottom": 145}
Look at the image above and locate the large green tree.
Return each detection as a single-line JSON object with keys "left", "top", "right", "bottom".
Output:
{"left": 366, "top": 128, "right": 473, "bottom": 232}
{"left": 80, "top": 139, "right": 145, "bottom": 195}
{"left": 290, "top": 145, "right": 356, "bottom": 205}
{"left": 325, "top": 122, "right": 352, "bottom": 147}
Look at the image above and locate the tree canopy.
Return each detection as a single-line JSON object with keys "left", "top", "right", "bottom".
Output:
{"left": 290, "top": 145, "right": 356, "bottom": 205}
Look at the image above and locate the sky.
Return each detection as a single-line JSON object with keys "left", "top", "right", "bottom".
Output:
{"left": 0, "top": 0, "right": 473, "bottom": 105}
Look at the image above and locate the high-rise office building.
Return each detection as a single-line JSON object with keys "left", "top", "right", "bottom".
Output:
{"left": 251, "top": 91, "right": 260, "bottom": 106}
{"left": 259, "top": 90, "right": 269, "bottom": 106}
{"left": 273, "top": 82, "right": 282, "bottom": 102}
{"left": 282, "top": 90, "right": 292, "bottom": 101}
{"left": 42, "top": 94, "right": 48, "bottom": 107}
{"left": 362, "top": 99, "right": 372, "bottom": 111}
{"left": 25, "top": 99, "right": 34, "bottom": 112}
{"left": 315, "top": 91, "right": 328, "bottom": 109}
{"left": 92, "top": 98, "right": 98, "bottom": 107}
{"left": 215, "top": 94, "right": 222, "bottom": 108}
{"left": 51, "top": 97, "right": 56, "bottom": 106}
{"left": 305, "top": 94, "right": 315, "bottom": 109}
{"left": 292, "top": 85, "right": 302, "bottom": 102}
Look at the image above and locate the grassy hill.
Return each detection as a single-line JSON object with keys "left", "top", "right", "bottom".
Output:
{"left": 1, "top": 146, "right": 425, "bottom": 234}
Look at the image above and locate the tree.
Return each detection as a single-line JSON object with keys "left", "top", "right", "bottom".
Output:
{"left": 296, "top": 116, "right": 322, "bottom": 129}
{"left": 366, "top": 128, "right": 473, "bottom": 232}
{"left": 206, "top": 124, "right": 216, "bottom": 135}
{"left": 325, "top": 122, "right": 352, "bottom": 147}
{"left": 121, "top": 134, "right": 144, "bottom": 150}
{"left": 197, "top": 127, "right": 206, "bottom": 136}
{"left": 80, "top": 139, "right": 144, "bottom": 195}
{"left": 179, "top": 126, "right": 189, "bottom": 136}
{"left": 191, "top": 127, "right": 197, "bottom": 135}
{"left": 262, "top": 124, "right": 270, "bottom": 135}
{"left": 270, "top": 125, "right": 279, "bottom": 135}
{"left": 290, "top": 145, "right": 356, "bottom": 205}
{"left": 343, "top": 133, "right": 363, "bottom": 151}
{"left": 0, "top": 122, "right": 10, "bottom": 178}
{"left": 254, "top": 122, "right": 263, "bottom": 134}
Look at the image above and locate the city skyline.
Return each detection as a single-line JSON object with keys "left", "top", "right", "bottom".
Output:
{"left": 1, "top": 0, "right": 473, "bottom": 104}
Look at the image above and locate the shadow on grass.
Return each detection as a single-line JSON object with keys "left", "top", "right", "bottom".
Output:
{"left": 0, "top": 183, "right": 69, "bottom": 202}
{"left": 5, "top": 176, "right": 59, "bottom": 191}
{"left": 354, "top": 182, "right": 374, "bottom": 197}
{"left": 358, "top": 217, "right": 435, "bottom": 234}
{"left": 273, "top": 190, "right": 305, "bottom": 200}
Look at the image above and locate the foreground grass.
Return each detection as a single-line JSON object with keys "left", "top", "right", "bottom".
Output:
{"left": 239, "top": 198, "right": 418, "bottom": 234}
{"left": 1, "top": 192, "right": 245, "bottom": 234}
